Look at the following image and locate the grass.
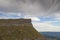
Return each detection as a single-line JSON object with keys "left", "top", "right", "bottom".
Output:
{"left": 0, "top": 19, "right": 45, "bottom": 40}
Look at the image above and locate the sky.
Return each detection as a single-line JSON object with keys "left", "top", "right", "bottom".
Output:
{"left": 0, "top": 0, "right": 60, "bottom": 32}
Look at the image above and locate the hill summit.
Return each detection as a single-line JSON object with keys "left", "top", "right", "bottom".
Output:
{"left": 0, "top": 19, "right": 45, "bottom": 40}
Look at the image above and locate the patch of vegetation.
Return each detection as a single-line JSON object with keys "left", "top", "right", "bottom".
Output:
{"left": 0, "top": 19, "right": 44, "bottom": 40}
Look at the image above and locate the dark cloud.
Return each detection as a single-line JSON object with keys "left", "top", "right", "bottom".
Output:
{"left": 0, "top": 0, "right": 60, "bottom": 17}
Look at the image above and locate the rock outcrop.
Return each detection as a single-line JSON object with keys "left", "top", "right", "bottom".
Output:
{"left": 0, "top": 19, "right": 45, "bottom": 40}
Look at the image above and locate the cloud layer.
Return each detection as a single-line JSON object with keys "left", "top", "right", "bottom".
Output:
{"left": 32, "top": 22, "right": 60, "bottom": 32}
{"left": 0, "top": 0, "right": 60, "bottom": 32}
{"left": 0, "top": 0, "right": 60, "bottom": 17}
{"left": 0, "top": 13, "right": 22, "bottom": 19}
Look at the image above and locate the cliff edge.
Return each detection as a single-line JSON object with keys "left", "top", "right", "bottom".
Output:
{"left": 0, "top": 19, "right": 45, "bottom": 40}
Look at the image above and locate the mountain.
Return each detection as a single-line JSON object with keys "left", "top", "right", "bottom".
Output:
{"left": 0, "top": 19, "right": 45, "bottom": 40}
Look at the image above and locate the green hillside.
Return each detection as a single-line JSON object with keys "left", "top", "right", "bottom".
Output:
{"left": 0, "top": 19, "right": 45, "bottom": 40}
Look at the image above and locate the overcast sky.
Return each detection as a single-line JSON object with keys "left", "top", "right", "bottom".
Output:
{"left": 0, "top": 0, "right": 60, "bottom": 32}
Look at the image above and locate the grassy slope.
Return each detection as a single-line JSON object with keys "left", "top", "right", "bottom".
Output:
{"left": 0, "top": 19, "right": 45, "bottom": 40}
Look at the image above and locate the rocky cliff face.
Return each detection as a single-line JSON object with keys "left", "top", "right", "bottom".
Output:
{"left": 0, "top": 19, "right": 45, "bottom": 40}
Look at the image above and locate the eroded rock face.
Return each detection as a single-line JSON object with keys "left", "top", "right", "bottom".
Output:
{"left": 0, "top": 19, "right": 45, "bottom": 40}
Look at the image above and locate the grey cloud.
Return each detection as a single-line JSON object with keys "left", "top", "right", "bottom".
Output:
{"left": 0, "top": 0, "right": 60, "bottom": 17}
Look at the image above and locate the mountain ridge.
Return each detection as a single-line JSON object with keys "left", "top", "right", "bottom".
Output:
{"left": 0, "top": 19, "right": 45, "bottom": 40}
